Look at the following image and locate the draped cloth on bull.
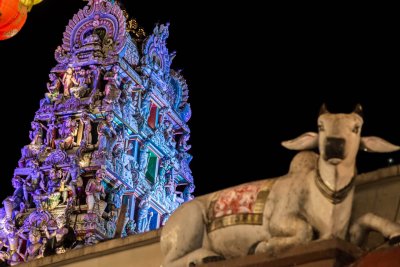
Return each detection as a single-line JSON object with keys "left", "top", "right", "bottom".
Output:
{"left": 207, "top": 180, "right": 275, "bottom": 232}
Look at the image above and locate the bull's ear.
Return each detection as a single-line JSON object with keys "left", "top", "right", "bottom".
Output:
{"left": 282, "top": 132, "right": 318, "bottom": 150}
{"left": 361, "top": 136, "right": 400, "bottom": 153}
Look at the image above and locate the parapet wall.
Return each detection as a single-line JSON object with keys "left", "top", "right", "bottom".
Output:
{"left": 17, "top": 165, "right": 400, "bottom": 267}
{"left": 17, "top": 229, "right": 161, "bottom": 267}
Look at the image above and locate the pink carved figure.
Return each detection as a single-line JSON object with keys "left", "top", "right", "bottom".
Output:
{"left": 42, "top": 221, "right": 69, "bottom": 254}
{"left": 61, "top": 67, "right": 78, "bottom": 97}
{"left": 0, "top": 222, "right": 26, "bottom": 266}
{"left": 58, "top": 117, "right": 78, "bottom": 150}
{"left": 24, "top": 228, "right": 46, "bottom": 261}
{"left": 70, "top": 68, "right": 88, "bottom": 98}
{"left": 85, "top": 169, "right": 106, "bottom": 213}
{"left": 45, "top": 73, "right": 61, "bottom": 104}
{"left": 29, "top": 121, "right": 43, "bottom": 146}
{"left": 80, "top": 112, "right": 92, "bottom": 145}
{"left": 42, "top": 116, "right": 57, "bottom": 149}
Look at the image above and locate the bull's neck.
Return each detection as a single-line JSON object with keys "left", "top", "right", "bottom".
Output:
{"left": 318, "top": 159, "right": 356, "bottom": 190}
{"left": 316, "top": 158, "right": 356, "bottom": 204}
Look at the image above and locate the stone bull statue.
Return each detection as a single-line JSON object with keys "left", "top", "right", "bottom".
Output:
{"left": 160, "top": 104, "right": 400, "bottom": 267}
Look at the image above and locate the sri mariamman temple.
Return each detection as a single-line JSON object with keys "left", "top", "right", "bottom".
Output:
{"left": 0, "top": 0, "right": 193, "bottom": 264}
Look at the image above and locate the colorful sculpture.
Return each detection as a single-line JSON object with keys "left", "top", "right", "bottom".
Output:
{"left": 1, "top": 0, "right": 192, "bottom": 264}
{"left": 160, "top": 105, "right": 400, "bottom": 267}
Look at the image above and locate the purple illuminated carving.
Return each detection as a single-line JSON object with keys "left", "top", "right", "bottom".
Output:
{"left": 1, "top": 0, "right": 192, "bottom": 264}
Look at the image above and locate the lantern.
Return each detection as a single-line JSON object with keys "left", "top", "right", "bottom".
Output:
{"left": 0, "top": 0, "right": 28, "bottom": 40}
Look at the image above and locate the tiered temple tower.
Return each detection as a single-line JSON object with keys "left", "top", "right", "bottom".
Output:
{"left": 0, "top": 0, "right": 193, "bottom": 264}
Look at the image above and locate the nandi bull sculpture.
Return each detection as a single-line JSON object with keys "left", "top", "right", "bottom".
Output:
{"left": 160, "top": 104, "right": 400, "bottom": 267}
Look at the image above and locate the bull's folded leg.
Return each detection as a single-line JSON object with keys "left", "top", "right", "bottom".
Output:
{"left": 254, "top": 216, "right": 313, "bottom": 256}
{"left": 202, "top": 255, "right": 226, "bottom": 263}
{"left": 350, "top": 212, "right": 400, "bottom": 246}
{"left": 161, "top": 200, "right": 221, "bottom": 267}
{"left": 162, "top": 248, "right": 222, "bottom": 267}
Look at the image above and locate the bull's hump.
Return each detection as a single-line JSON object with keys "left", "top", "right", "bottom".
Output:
{"left": 288, "top": 151, "right": 318, "bottom": 174}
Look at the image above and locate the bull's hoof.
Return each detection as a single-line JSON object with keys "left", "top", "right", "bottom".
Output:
{"left": 202, "top": 255, "right": 226, "bottom": 263}
{"left": 388, "top": 235, "right": 400, "bottom": 246}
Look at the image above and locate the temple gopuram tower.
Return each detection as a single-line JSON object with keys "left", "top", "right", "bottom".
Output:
{"left": 0, "top": 0, "right": 193, "bottom": 264}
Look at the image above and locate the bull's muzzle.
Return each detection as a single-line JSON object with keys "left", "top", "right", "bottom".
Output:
{"left": 324, "top": 137, "right": 345, "bottom": 163}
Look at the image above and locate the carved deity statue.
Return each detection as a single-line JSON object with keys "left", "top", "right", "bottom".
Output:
{"left": 11, "top": 176, "right": 24, "bottom": 210}
{"left": 96, "top": 113, "right": 117, "bottom": 158}
{"left": 42, "top": 219, "right": 71, "bottom": 255}
{"left": 158, "top": 107, "right": 168, "bottom": 125}
{"left": 102, "top": 65, "right": 121, "bottom": 110}
{"left": 46, "top": 167, "right": 62, "bottom": 194}
{"left": 64, "top": 159, "right": 83, "bottom": 205}
{"left": 23, "top": 163, "right": 45, "bottom": 205}
{"left": 107, "top": 184, "right": 125, "bottom": 219}
{"left": 57, "top": 117, "right": 78, "bottom": 150}
{"left": 0, "top": 222, "right": 26, "bottom": 265}
{"left": 42, "top": 115, "right": 57, "bottom": 149}
{"left": 138, "top": 141, "right": 150, "bottom": 172}
{"left": 24, "top": 228, "right": 46, "bottom": 261}
{"left": 140, "top": 91, "right": 152, "bottom": 124}
{"left": 29, "top": 121, "right": 44, "bottom": 146}
{"left": 132, "top": 88, "right": 142, "bottom": 115}
{"left": 85, "top": 169, "right": 106, "bottom": 213}
{"left": 163, "top": 120, "right": 175, "bottom": 146}
{"left": 165, "top": 168, "right": 177, "bottom": 201}
{"left": 118, "top": 143, "right": 137, "bottom": 184}
{"left": 70, "top": 68, "right": 89, "bottom": 98}
{"left": 120, "top": 81, "right": 134, "bottom": 123}
{"left": 124, "top": 219, "right": 136, "bottom": 236}
{"left": 80, "top": 112, "right": 92, "bottom": 145}
{"left": 86, "top": 65, "right": 103, "bottom": 107}
{"left": 178, "top": 132, "right": 191, "bottom": 152}
{"left": 137, "top": 192, "right": 153, "bottom": 233}
{"left": 104, "top": 65, "right": 119, "bottom": 82}
{"left": 152, "top": 157, "right": 171, "bottom": 195}
{"left": 87, "top": 64, "right": 101, "bottom": 90}
{"left": 45, "top": 73, "right": 61, "bottom": 104}
{"left": 61, "top": 67, "right": 78, "bottom": 97}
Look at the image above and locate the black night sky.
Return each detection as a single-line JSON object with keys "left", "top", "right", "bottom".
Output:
{"left": 0, "top": 0, "right": 399, "bottom": 202}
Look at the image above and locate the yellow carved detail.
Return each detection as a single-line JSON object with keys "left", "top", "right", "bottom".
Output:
{"left": 20, "top": 0, "right": 43, "bottom": 12}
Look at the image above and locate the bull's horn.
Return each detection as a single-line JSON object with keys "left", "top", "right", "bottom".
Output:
{"left": 353, "top": 104, "right": 363, "bottom": 118}
{"left": 319, "top": 103, "right": 329, "bottom": 115}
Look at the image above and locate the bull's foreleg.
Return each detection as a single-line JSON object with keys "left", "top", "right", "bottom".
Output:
{"left": 350, "top": 212, "right": 400, "bottom": 246}
{"left": 253, "top": 215, "right": 313, "bottom": 256}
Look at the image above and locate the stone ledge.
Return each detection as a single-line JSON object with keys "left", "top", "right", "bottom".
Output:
{"left": 198, "top": 239, "right": 363, "bottom": 267}
{"left": 18, "top": 229, "right": 161, "bottom": 267}
{"left": 355, "top": 164, "right": 400, "bottom": 186}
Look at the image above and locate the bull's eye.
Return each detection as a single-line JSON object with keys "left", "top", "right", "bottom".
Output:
{"left": 352, "top": 125, "right": 360, "bottom": 134}
{"left": 318, "top": 124, "right": 325, "bottom": 132}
